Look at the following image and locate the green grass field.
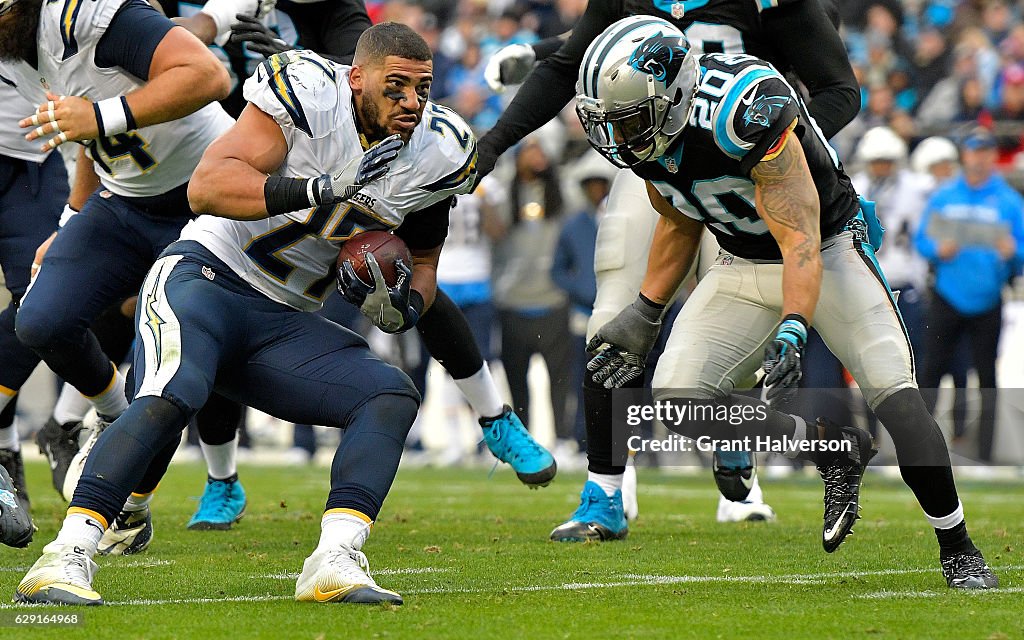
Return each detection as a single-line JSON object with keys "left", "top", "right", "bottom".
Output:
{"left": 2, "top": 460, "right": 1022, "bottom": 639}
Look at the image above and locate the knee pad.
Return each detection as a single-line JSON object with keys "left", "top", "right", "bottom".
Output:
{"left": 14, "top": 299, "right": 64, "bottom": 351}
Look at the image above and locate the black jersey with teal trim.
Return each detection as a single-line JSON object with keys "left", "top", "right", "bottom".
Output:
{"left": 479, "top": 0, "right": 859, "bottom": 171}
{"left": 622, "top": 0, "right": 775, "bottom": 57}
{"left": 632, "top": 54, "right": 859, "bottom": 260}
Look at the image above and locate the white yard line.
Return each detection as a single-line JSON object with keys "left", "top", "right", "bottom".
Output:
{"left": 858, "top": 586, "right": 1024, "bottom": 599}
{"left": 257, "top": 568, "right": 449, "bottom": 580}
{"left": 0, "top": 559, "right": 173, "bottom": 573}
{"left": 2, "top": 564, "right": 1019, "bottom": 607}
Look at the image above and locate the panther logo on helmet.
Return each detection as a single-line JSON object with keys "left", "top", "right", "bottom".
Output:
{"left": 628, "top": 32, "right": 688, "bottom": 84}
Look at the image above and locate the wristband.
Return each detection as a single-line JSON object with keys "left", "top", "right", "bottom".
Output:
{"left": 58, "top": 204, "right": 79, "bottom": 228}
{"left": 265, "top": 175, "right": 331, "bottom": 216}
{"left": 776, "top": 314, "right": 808, "bottom": 347}
{"left": 93, "top": 97, "right": 134, "bottom": 138}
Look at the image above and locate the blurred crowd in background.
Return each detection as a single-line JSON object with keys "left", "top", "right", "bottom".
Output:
{"left": 9, "top": 0, "right": 1024, "bottom": 467}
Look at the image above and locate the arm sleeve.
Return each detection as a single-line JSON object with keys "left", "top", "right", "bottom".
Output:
{"left": 760, "top": 0, "right": 860, "bottom": 139}
{"left": 532, "top": 35, "right": 566, "bottom": 61}
{"left": 394, "top": 196, "right": 454, "bottom": 251}
{"left": 478, "top": 0, "right": 621, "bottom": 163}
{"left": 311, "top": 1, "right": 371, "bottom": 64}
{"left": 94, "top": 0, "right": 176, "bottom": 81}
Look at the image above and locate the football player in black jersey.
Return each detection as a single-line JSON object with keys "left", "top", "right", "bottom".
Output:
{"left": 572, "top": 17, "right": 997, "bottom": 590}
{"left": 480, "top": 0, "right": 859, "bottom": 533}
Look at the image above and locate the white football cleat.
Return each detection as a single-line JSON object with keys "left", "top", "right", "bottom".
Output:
{"left": 14, "top": 542, "right": 103, "bottom": 606}
{"left": 98, "top": 507, "right": 153, "bottom": 556}
{"left": 622, "top": 459, "right": 638, "bottom": 521}
{"left": 295, "top": 545, "right": 403, "bottom": 605}
{"left": 716, "top": 496, "right": 777, "bottom": 523}
{"left": 62, "top": 410, "right": 112, "bottom": 502}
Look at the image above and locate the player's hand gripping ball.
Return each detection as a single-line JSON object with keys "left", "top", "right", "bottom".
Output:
{"left": 337, "top": 231, "right": 419, "bottom": 333}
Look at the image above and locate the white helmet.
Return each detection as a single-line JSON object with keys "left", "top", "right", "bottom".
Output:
{"left": 576, "top": 16, "right": 699, "bottom": 167}
{"left": 910, "top": 136, "right": 959, "bottom": 174}
{"left": 855, "top": 126, "right": 908, "bottom": 164}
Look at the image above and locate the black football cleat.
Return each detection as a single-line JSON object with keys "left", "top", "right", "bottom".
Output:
{"left": 0, "top": 461, "right": 33, "bottom": 548}
{"left": 815, "top": 419, "right": 876, "bottom": 553}
{"left": 941, "top": 549, "right": 999, "bottom": 589}
{"left": 35, "top": 417, "right": 83, "bottom": 496}
{"left": 712, "top": 450, "right": 757, "bottom": 502}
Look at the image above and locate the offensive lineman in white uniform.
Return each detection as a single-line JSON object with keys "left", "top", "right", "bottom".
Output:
{"left": 17, "top": 23, "right": 476, "bottom": 606}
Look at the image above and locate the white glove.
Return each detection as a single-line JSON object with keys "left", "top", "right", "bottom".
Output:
{"left": 201, "top": 0, "right": 276, "bottom": 46}
{"left": 484, "top": 43, "right": 536, "bottom": 93}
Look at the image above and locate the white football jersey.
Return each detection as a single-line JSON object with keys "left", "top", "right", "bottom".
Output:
{"left": 0, "top": 0, "right": 233, "bottom": 197}
{"left": 181, "top": 51, "right": 478, "bottom": 311}
{"left": 0, "top": 83, "right": 50, "bottom": 163}
{"left": 436, "top": 176, "right": 504, "bottom": 286}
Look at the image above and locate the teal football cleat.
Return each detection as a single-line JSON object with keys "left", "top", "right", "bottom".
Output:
{"left": 187, "top": 475, "right": 247, "bottom": 530}
{"left": 550, "top": 481, "right": 628, "bottom": 542}
{"left": 480, "top": 405, "right": 556, "bottom": 488}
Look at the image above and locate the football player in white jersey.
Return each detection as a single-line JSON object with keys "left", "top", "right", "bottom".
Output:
{"left": 208, "top": 0, "right": 559, "bottom": 491}
{"left": 17, "top": 23, "right": 475, "bottom": 606}
{"left": 0, "top": 0, "right": 250, "bottom": 552}
{"left": 0, "top": 83, "right": 67, "bottom": 547}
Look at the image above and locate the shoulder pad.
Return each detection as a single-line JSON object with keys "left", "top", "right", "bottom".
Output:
{"left": 415, "top": 103, "right": 479, "bottom": 198}
{"left": 44, "top": 0, "right": 124, "bottom": 60}
{"left": 754, "top": 0, "right": 804, "bottom": 12}
{"left": 710, "top": 66, "right": 798, "bottom": 164}
{"left": 243, "top": 50, "right": 342, "bottom": 139}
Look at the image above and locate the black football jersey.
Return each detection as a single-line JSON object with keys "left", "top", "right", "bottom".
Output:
{"left": 619, "top": 0, "right": 798, "bottom": 62}
{"left": 632, "top": 54, "right": 860, "bottom": 260}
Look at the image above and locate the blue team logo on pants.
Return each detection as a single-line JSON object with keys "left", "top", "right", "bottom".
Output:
{"left": 742, "top": 95, "right": 792, "bottom": 128}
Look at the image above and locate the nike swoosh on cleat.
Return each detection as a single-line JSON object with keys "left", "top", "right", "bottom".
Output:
{"left": 824, "top": 505, "right": 853, "bottom": 541}
{"left": 313, "top": 584, "right": 358, "bottom": 602}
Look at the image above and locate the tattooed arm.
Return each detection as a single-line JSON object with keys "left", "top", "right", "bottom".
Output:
{"left": 750, "top": 123, "right": 822, "bottom": 323}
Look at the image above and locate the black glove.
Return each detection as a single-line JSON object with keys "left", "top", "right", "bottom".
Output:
{"left": 586, "top": 295, "right": 664, "bottom": 389}
{"left": 317, "top": 135, "right": 403, "bottom": 204}
{"left": 229, "top": 14, "right": 288, "bottom": 57}
{"left": 762, "top": 314, "right": 808, "bottom": 405}
{"left": 471, "top": 137, "right": 499, "bottom": 190}
{"left": 338, "top": 253, "right": 422, "bottom": 333}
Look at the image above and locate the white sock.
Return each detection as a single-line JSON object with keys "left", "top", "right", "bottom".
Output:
{"left": 925, "top": 500, "right": 964, "bottom": 529}
{"left": 54, "top": 512, "right": 106, "bottom": 556}
{"left": 86, "top": 366, "right": 128, "bottom": 420}
{"left": 588, "top": 471, "right": 623, "bottom": 497}
{"left": 53, "top": 383, "right": 91, "bottom": 425}
{"left": 746, "top": 475, "right": 764, "bottom": 503}
{"left": 454, "top": 365, "right": 505, "bottom": 420}
{"left": 783, "top": 415, "right": 808, "bottom": 459}
{"left": 200, "top": 436, "right": 238, "bottom": 480}
{"left": 123, "top": 491, "right": 155, "bottom": 513}
{"left": 0, "top": 421, "right": 19, "bottom": 451}
{"left": 320, "top": 510, "right": 371, "bottom": 550}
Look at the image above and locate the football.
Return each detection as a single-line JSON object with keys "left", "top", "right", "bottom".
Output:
{"left": 337, "top": 230, "right": 412, "bottom": 286}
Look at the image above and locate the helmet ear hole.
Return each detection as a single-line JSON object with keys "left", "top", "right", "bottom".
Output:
{"left": 673, "top": 87, "right": 684, "bottom": 106}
